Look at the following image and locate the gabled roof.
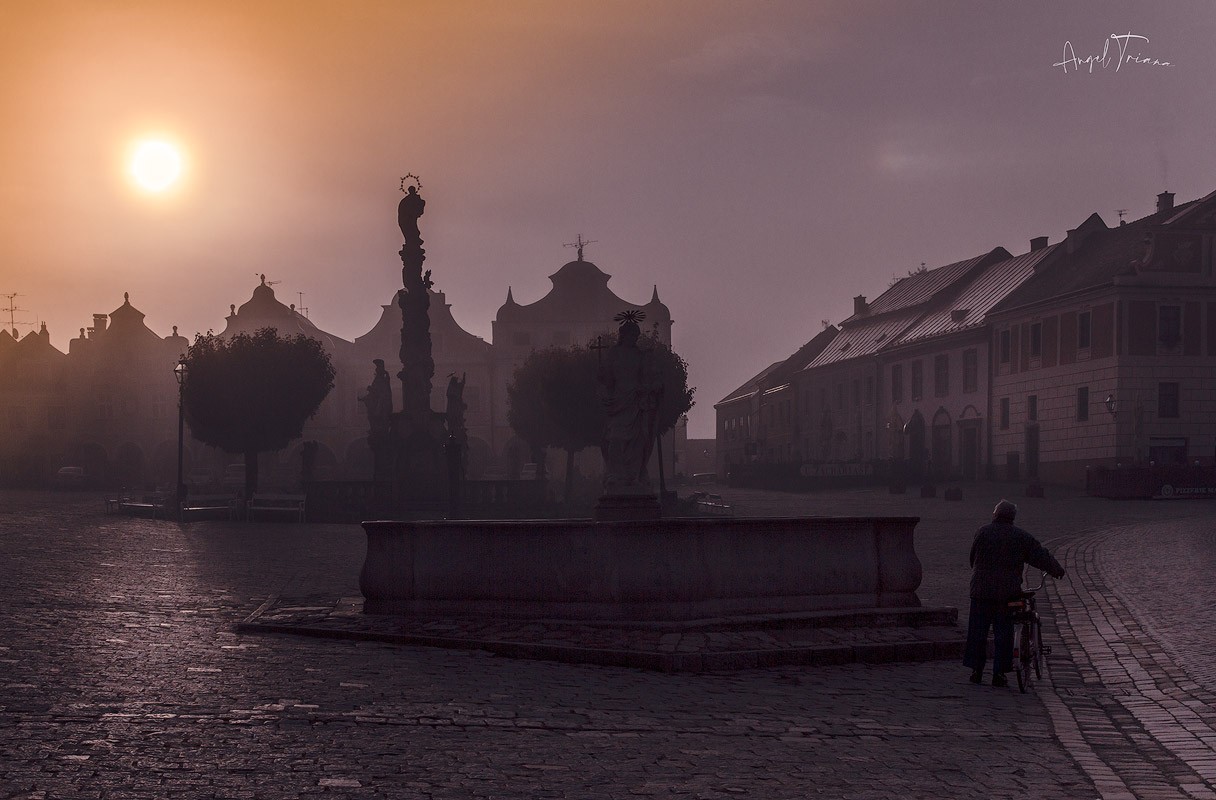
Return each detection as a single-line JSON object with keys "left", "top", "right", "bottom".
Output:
{"left": 717, "top": 360, "right": 785, "bottom": 406}
{"left": 106, "top": 293, "right": 162, "bottom": 345}
{"left": 994, "top": 198, "right": 1203, "bottom": 312}
{"left": 854, "top": 249, "right": 1008, "bottom": 320}
{"left": 798, "top": 247, "right": 1013, "bottom": 369}
{"left": 759, "top": 324, "right": 840, "bottom": 388}
{"left": 804, "top": 313, "right": 919, "bottom": 370}
{"left": 495, "top": 258, "right": 669, "bottom": 325}
{"left": 894, "top": 245, "right": 1059, "bottom": 346}
{"left": 356, "top": 289, "right": 490, "bottom": 358}
{"left": 222, "top": 279, "right": 352, "bottom": 353}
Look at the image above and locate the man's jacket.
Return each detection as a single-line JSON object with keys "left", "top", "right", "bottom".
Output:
{"left": 969, "top": 519, "right": 1064, "bottom": 601}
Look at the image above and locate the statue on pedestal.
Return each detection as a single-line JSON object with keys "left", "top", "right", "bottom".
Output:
{"left": 359, "top": 359, "right": 394, "bottom": 479}
{"left": 397, "top": 182, "right": 425, "bottom": 242}
{"left": 598, "top": 310, "right": 660, "bottom": 493}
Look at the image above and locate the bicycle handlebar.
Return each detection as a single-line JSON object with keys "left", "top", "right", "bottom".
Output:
{"left": 1024, "top": 569, "right": 1049, "bottom": 592}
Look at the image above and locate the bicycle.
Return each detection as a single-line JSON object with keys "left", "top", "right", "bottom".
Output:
{"left": 1007, "top": 570, "right": 1051, "bottom": 693}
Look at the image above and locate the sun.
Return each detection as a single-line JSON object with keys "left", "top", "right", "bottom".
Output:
{"left": 128, "top": 139, "right": 184, "bottom": 193}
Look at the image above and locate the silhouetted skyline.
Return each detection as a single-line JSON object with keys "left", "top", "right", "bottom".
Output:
{"left": 1, "top": 1, "right": 1212, "bottom": 436}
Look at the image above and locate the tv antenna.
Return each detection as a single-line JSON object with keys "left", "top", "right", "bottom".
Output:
{"left": 296, "top": 291, "right": 309, "bottom": 319}
{"left": 256, "top": 273, "right": 282, "bottom": 287}
{"left": 1, "top": 293, "right": 34, "bottom": 336}
{"left": 1116, "top": 208, "right": 1129, "bottom": 225}
{"left": 564, "top": 234, "right": 597, "bottom": 262}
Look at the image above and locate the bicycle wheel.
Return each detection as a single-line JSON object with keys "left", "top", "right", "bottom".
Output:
{"left": 1018, "top": 624, "right": 1033, "bottom": 693}
{"left": 1033, "top": 618, "right": 1043, "bottom": 680}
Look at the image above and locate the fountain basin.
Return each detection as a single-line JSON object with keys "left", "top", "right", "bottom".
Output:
{"left": 360, "top": 515, "right": 923, "bottom": 621}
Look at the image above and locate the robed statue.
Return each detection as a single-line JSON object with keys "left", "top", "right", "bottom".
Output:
{"left": 598, "top": 310, "right": 659, "bottom": 492}
{"left": 359, "top": 359, "right": 393, "bottom": 436}
{"left": 398, "top": 184, "right": 425, "bottom": 242}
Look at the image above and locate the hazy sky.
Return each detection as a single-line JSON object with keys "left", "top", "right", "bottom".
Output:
{"left": 2, "top": 1, "right": 1212, "bottom": 436}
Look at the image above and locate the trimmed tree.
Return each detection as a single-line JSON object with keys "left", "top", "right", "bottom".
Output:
{"left": 507, "top": 346, "right": 602, "bottom": 501}
{"left": 182, "top": 328, "right": 336, "bottom": 499}
{"left": 506, "top": 339, "right": 695, "bottom": 500}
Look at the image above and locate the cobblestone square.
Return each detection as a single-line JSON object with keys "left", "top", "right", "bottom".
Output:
{"left": 2, "top": 486, "right": 1215, "bottom": 798}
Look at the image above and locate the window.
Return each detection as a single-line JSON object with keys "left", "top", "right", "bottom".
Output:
{"left": 1158, "top": 305, "right": 1182, "bottom": 348}
{"left": 1077, "top": 311, "right": 1092, "bottom": 349}
{"left": 998, "top": 330, "right": 1012, "bottom": 364}
{"left": 864, "top": 377, "right": 874, "bottom": 405}
{"left": 1029, "top": 322, "right": 1042, "bottom": 359}
{"left": 1159, "top": 382, "right": 1180, "bottom": 418}
{"left": 1000, "top": 398, "right": 1010, "bottom": 429}
{"left": 963, "top": 349, "right": 978, "bottom": 393}
{"left": 1027, "top": 395, "right": 1038, "bottom": 422}
{"left": 891, "top": 364, "right": 903, "bottom": 403}
{"left": 933, "top": 355, "right": 949, "bottom": 397}
{"left": 1076, "top": 386, "right": 1089, "bottom": 421}
{"left": 910, "top": 361, "right": 923, "bottom": 401}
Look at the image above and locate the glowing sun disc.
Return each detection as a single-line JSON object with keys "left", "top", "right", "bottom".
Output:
{"left": 129, "top": 140, "right": 183, "bottom": 192}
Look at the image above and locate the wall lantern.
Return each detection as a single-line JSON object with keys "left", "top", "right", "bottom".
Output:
{"left": 1104, "top": 393, "right": 1117, "bottom": 416}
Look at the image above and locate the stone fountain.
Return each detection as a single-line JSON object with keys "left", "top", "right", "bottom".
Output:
{"left": 357, "top": 183, "right": 956, "bottom": 668}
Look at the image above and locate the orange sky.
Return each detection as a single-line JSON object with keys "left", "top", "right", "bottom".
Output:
{"left": 2, "top": 1, "right": 1213, "bottom": 436}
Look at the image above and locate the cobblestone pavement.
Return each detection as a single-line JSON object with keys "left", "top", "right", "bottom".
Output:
{"left": 1, "top": 487, "right": 1214, "bottom": 798}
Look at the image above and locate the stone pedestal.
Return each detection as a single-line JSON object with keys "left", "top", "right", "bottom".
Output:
{"left": 360, "top": 515, "right": 926, "bottom": 621}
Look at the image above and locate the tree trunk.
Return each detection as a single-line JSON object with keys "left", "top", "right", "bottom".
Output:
{"left": 564, "top": 448, "right": 576, "bottom": 504}
{"left": 244, "top": 449, "right": 259, "bottom": 501}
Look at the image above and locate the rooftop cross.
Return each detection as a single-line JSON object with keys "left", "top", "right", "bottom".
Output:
{"left": 564, "top": 234, "right": 597, "bottom": 262}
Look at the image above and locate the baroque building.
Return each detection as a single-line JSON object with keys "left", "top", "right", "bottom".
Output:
{"left": 0, "top": 248, "right": 673, "bottom": 489}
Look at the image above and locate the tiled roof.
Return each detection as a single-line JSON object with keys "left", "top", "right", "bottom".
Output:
{"left": 755, "top": 325, "right": 839, "bottom": 388}
{"left": 855, "top": 249, "right": 1007, "bottom": 319}
{"left": 894, "top": 245, "right": 1058, "bottom": 346}
{"left": 804, "top": 313, "right": 919, "bottom": 370}
{"left": 717, "top": 360, "right": 785, "bottom": 405}
{"left": 994, "top": 200, "right": 1202, "bottom": 312}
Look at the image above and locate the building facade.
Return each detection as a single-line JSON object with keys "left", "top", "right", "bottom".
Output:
{"left": 0, "top": 251, "right": 673, "bottom": 490}
{"left": 718, "top": 188, "right": 1216, "bottom": 488}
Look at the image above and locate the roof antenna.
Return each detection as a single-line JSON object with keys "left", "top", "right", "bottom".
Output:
{"left": 1, "top": 293, "right": 34, "bottom": 336}
{"left": 296, "top": 291, "right": 309, "bottom": 319}
{"left": 1116, "top": 208, "right": 1128, "bottom": 226}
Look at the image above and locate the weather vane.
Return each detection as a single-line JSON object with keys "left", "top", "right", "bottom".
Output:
{"left": 400, "top": 173, "right": 422, "bottom": 193}
{"left": 564, "top": 233, "right": 597, "bottom": 262}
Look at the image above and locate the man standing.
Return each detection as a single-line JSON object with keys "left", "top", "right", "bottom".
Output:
{"left": 965, "top": 499, "right": 1065, "bottom": 687}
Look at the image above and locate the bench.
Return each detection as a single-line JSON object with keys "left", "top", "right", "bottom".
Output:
{"left": 182, "top": 495, "right": 239, "bottom": 521}
{"left": 247, "top": 493, "right": 307, "bottom": 522}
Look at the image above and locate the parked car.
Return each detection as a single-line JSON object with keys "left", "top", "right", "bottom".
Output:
{"left": 52, "top": 466, "right": 87, "bottom": 490}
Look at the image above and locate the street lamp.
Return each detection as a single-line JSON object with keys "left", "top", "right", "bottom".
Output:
{"left": 174, "top": 355, "right": 188, "bottom": 519}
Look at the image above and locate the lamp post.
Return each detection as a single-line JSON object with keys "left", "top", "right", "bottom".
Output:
{"left": 174, "top": 355, "right": 187, "bottom": 519}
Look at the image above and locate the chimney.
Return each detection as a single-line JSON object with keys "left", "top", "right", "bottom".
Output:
{"left": 1156, "top": 191, "right": 1175, "bottom": 214}
{"left": 92, "top": 314, "right": 108, "bottom": 334}
{"left": 853, "top": 295, "right": 868, "bottom": 316}
{"left": 1030, "top": 236, "right": 1048, "bottom": 252}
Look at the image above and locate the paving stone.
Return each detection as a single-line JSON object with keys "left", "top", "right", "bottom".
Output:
{"left": 2, "top": 486, "right": 1214, "bottom": 797}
